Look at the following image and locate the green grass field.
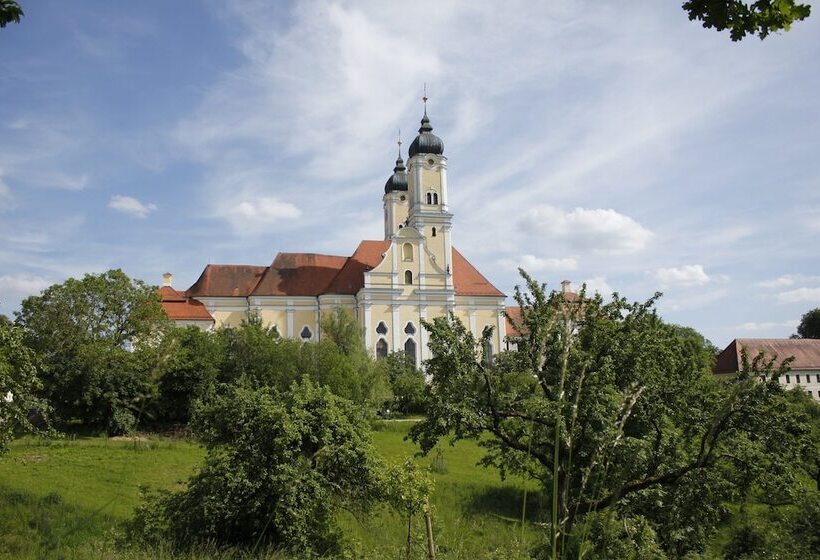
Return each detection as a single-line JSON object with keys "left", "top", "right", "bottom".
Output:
{"left": 0, "top": 423, "right": 543, "bottom": 559}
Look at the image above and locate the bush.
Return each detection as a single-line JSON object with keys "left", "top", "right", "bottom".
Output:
{"left": 126, "top": 379, "right": 385, "bottom": 555}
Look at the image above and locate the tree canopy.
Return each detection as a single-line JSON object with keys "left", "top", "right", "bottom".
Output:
{"left": 0, "top": 320, "right": 49, "bottom": 453}
{"left": 683, "top": 0, "right": 811, "bottom": 40}
{"left": 410, "top": 271, "right": 812, "bottom": 557}
{"left": 0, "top": 0, "right": 23, "bottom": 28}
{"left": 15, "top": 269, "right": 168, "bottom": 434}
{"left": 797, "top": 307, "right": 820, "bottom": 339}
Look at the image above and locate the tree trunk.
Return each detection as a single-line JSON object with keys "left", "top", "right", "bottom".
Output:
{"left": 424, "top": 498, "right": 436, "bottom": 560}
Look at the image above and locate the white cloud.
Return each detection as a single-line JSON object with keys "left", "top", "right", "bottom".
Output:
{"left": 0, "top": 274, "right": 51, "bottom": 301}
{"left": 519, "top": 205, "right": 652, "bottom": 255}
{"left": 583, "top": 276, "right": 613, "bottom": 296}
{"left": 777, "top": 287, "right": 820, "bottom": 303}
{"left": 108, "top": 195, "right": 157, "bottom": 218}
{"left": 498, "top": 254, "right": 578, "bottom": 273}
{"left": 735, "top": 320, "right": 796, "bottom": 332}
{"left": 655, "top": 264, "right": 710, "bottom": 287}
{"left": 758, "top": 274, "right": 820, "bottom": 289}
{"left": 223, "top": 197, "right": 302, "bottom": 235}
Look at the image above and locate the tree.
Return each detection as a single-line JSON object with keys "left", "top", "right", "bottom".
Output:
{"left": 0, "top": 320, "right": 49, "bottom": 453}
{"left": 0, "top": 0, "right": 23, "bottom": 28}
{"left": 382, "top": 352, "right": 428, "bottom": 415}
{"left": 410, "top": 271, "right": 810, "bottom": 558}
{"left": 683, "top": 0, "right": 811, "bottom": 41}
{"left": 15, "top": 269, "right": 168, "bottom": 434}
{"left": 126, "top": 378, "right": 385, "bottom": 555}
{"left": 796, "top": 307, "right": 820, "bottom": 339}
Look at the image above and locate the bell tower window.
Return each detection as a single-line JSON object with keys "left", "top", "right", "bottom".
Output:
{"left": 431, "top": 227, "right": 436, "bottom": 237}
{"left": 402, "top": 243, "right": 413, "bottom": 261}
{"left": 404, "top": 270, "right": 413, "bottom": 285}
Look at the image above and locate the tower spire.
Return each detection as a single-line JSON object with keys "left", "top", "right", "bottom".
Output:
{"left": 422, "top": 83, "right": 428, "bottom": 116}
{"left": 397, "top": 129, "right": 402, "bottom": 159}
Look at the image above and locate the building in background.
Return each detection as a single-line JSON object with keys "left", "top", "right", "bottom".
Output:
{"left": 714, "top": 338, "right": 820, "bottom": 400}
{"left": 160, "top": 107, "right": 507, "bottom": 367}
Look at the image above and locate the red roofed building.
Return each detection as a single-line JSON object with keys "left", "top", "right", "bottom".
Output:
{"left": 160, "top": 108, "right": 508, "bottom": 366}
{"left": 714, "top": 338, "right": 820, "bottom": 400}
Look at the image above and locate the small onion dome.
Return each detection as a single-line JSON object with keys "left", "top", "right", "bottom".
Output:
{"left": 408, "top": 113, "right": 444, "bottom": 158}
{"left": 384, "top": 155, "right": 408, "bottom": 193}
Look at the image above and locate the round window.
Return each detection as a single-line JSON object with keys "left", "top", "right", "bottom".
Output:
{"left": 400, "top": 195, "right": 406, "bottom": 201}
{"left": 428, "top": 158, "right": 435, "bottom": 165}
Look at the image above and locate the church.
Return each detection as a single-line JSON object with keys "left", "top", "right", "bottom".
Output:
{"left": 160, "top": 105, "right": 508, "bottom": 368}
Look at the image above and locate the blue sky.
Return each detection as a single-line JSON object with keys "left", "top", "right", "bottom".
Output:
{"left": 1, "top": 0, "right": 818, "bottom": 348}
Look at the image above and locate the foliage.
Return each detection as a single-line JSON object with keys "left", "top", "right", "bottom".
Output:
{"left": 796, "top": 307, "right": 820, "bottom": 338}
{"left": 214, "top": 311, "right": 389, "bottom": 409}
{"left": 153, "top": 326, "right": 222, "bottom": 425}
{"left": 0, "top": 0, "right": 23, "bottom": 28}
{"left": 14, "top": 269, "right": 168, "bottom": 434}
{"left": 382, "top": 352, "right": 428, "bottom": 415}
{"left": 566, "top": 512, "right": 667, "bottom": 560}
{"left": 0, "top": 321, "right": 49, "bottom": 454}
{"left": 682, "top": 0, "right": 811, "bottom": 41}
{"left": 126, "top": 379, "right": 385, "bottom": 555}
{"left": 410, "top": 270, "right": 811, "bottom": 558}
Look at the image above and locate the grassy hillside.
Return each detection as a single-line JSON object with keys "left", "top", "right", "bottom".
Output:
{"left": 0, "top": 423, "right": 543, "bottom": 559}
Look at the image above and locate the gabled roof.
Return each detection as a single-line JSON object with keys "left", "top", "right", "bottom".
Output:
{"left": 187, "top": 265, "right": 267, "bottom": 297}
{"left": 252, "top": 252, "right": 348, "bottom": 296}
{"left": 326, "top": 240, "right": 391, "bottom": 294}
{"left": 183, "top": 242, "right": 505, "bottom": 299}
{"left": 452, "top": 248, "right": 504, "bottom": 297}
{"left": 714, "top": 338, "right": 820, "bottom": 374}
{"left": 159, "top": 286, "right": 214, "bottom": 323}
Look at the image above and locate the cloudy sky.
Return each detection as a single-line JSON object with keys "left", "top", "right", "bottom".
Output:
{"left": 1, "top": 1, "right": 818, "bottom": 348}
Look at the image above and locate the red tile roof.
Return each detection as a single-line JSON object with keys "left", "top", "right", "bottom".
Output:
{"left": 452, "top": 248, "right": 505, "bottom": 297}
{"left": 183, "top": 242, "right": 505, "bottom": 299}
{"left": 187, "top": 265, "right": 267, "bottom": 297}
{"left": 159, "top": 286, "right": 214, "bottom": 323}
{"left": 252, "top": 252, "right": 349, "bottom": 296}
{"left": 326, "top": 240, "right": 391, "bottom": 294}
{"left": 714, "top": 338, "right": 820, "bottom": 374}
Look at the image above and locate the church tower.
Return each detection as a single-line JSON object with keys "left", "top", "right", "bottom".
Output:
{"left": 405, "top": 101, "right": 454, "bottom": 291}
{"left": 383, "top": 140, "right": 409, "bottom": 239}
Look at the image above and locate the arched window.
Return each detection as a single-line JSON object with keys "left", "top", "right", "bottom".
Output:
{"left": 376, "top": 321, "right": 388, "bottom": 335}
{"left": 426, "top": 192, "right": 433, "bottom": 204}
{"left": 431, "top": 227, "right": 437, "bottom": 237}
{"left": 404, "top": 338, "right": 417, "bottom": 365}
{"left": 404, "top": 322, "right": 416, "bottom": 335}
{"left": 300, "top": 326, "right": 312, "bottom": 341}
{"left": 376, "top": 338, "right": 388, "bottom": 359}
{"left": 398, "top": 224, "right": 403, "bottom": 229}
{"left": 402, "top": 243, "right": 413, "bottom": 261}
{"left": 432, "top": 193, "right": 439, "bottom": 205}
{"left": 404, "top": 270, "right": 413, "bottom": 285}
{"left": 483, "top": 340, "right": 494, "bottom": 365}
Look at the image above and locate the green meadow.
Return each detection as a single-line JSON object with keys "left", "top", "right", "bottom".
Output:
{"left": 0, "top": 422, "right": 543, "bottom": 559}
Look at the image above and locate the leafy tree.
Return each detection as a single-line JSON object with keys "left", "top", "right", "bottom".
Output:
{"left": 153, "top": 325, "right": 221, "bottom": 425}
{"left": 0, "top": 320, "right": 49, "bottom": 453}
{"left": 126, "top": 379, "right": 385, "bottom": 555}
{"left": 14, "top": 269, "right": 168, "bottom": 434}
{"left": 410, "top": 271, "right": 811, "bottom": 558}
{"left": 683, "top": 0, "right": 811, "bottom": 41}
{"left": 796, "top": 307, "right": 820, "bottom": 338}
{"left": 0, "top": 0, "right": 23, "bottom": 28}
{"left": 382, "top": 352, "right": 428, "bottom": 415}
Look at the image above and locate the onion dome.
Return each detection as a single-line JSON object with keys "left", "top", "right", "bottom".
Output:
{"left": 384, "top": 154, "right": 408, "bottom": 194}
{"left": 408, "top": 112, "right": 444, "bottom": 158}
